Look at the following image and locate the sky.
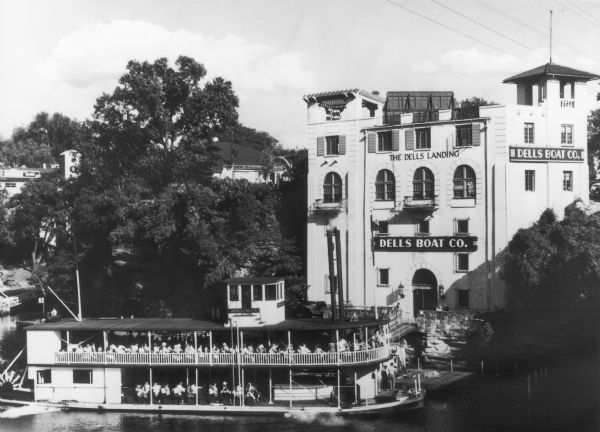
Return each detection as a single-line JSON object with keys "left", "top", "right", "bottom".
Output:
{"left": 1, "top": 0, "right": 600, "bottom": 148}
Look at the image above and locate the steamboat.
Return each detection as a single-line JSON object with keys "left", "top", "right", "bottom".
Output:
{"left": 0, "top": 277, "right": 424, "bottom": 417}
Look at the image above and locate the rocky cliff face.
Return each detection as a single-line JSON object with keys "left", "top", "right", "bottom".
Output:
{"left": 415, "top": 310, "right": 491, "bottom": 359}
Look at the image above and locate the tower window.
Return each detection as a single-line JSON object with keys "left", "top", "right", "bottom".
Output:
{"left": 377, "top": 131, "right": 392, "bottom": 152}
{"left": 456, "top": 219, "right": 469, "bottom": 236}
{"left": 378, "top": 268, "right": 390, "bottom": 286}
{"left": 326, "top": 136, "right": 339, "bottom": 155}
{"left": 456, "top": 125, "right": 472, "bottom": 147}
{"left": 323, "top": 172, "right": 343, "bottom": 203}
{"left": 525, "top": 170, "right": 535, "bottom": 191}
{"left": 561, "top": 125, "right": 573, "bottom": 146}
{"left": 413, "top": 167, "right": 434, "bottom": 199}
{"left": 453, "top": 165, "right": 476, "bottom": 199}
{"left": 375, "top": 169, "right": 395, "bottom": 201}
{"left": 417, "top": 220, "right": 430, "bottom": 236}
{"left": 563, "top": 171, "right": 573, "bottom": 191}
{"left": 416, "top": 128, "right": 431, "bottom": 149}
{"left": 455, "top": 253, "right": 469, "bottom": 272}
{"left": 378, "top": 221, "right": 389, "bottom": 235}
{"left": 524, "top": 123, "right": 535, "bottom": 144}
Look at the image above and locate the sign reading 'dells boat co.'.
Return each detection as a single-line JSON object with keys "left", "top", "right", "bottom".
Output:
{"left": 509, "top": 146, "right": 584, "bottom": 162}
{"left": 374, "top": 236, "right": 477, "bottom": 252}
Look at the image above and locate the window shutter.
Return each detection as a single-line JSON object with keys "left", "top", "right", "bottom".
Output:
{"left": 367, "top": 132, "right": 376, "bottom": 153}
{"left": 317, "top": 137, "right": 324, "bottom": 156}
{"left": 405, "top": 130, "right": 414, "bottom": 150}
{"left": 392, "top": 129, "right": 400, "bottom": 151}
{"left": 453, "top": 253, "right": 458, "bottom": 272}
{"left": 338, "top": 135, "right": 346, "bottom": 155}
{"left": 472, "top": 123, "right": 481, "bottom": 146}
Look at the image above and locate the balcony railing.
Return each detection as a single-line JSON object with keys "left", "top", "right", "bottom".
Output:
{"left": 53, "top": 345, "right": 391, "bottom": 367}
{"left": 383, "top": 107, "right": 480, "bottom": 125}
{"left": 309, "top": 199, "right": 345, "bottom": 213}
{"left": 403, "top": 195, "right": 438, "bottom": 209}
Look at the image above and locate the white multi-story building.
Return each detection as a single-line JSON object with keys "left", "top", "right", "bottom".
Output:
{"left": 304, "top": 63, "right": 598, "bottom": 317}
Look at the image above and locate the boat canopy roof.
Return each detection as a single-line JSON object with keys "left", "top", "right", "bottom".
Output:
{"left": 25, "top": 317, "right": 385, "bottom": 332}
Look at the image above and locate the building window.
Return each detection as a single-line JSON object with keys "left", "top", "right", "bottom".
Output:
{"left": 265, "top": 284, "right": 277, "bottom": 300}
{"left": 326, "top": 136, "right": 339, "bottom": 155}
{"left": 453, "top": 165, "right": 476, "bottom": 199}
{"left": 524, "top": 123, "right": 535, "bottom": 144}
{"left": 375, "top": 169, "right": 395, "bottom": 201}
{"left": 378, "top": 221, "right": 389, "bottom": 235}
{"left": 456, "top": 219, "right": 469, "bottom": 236}
{"left": 4, "top": 183, "right": 16, "bottom": 188}
{"left": 323, "top": 172, "right": 342, "bottom": 203}
{"left": 37, "top": 369, "right": 51, "bottom": 384}
{"left": 253, "top": 285, "right": 263, "bottom": 301}
{"left": 229, "top": 285, "right": 239, "bottom": 301}
{"left": 561, "top": 124, "right": 573, "bottom": 145}
{"left": 377, "top": 131, "right": 392, "bottom": 152}
{"left": 413, "top": 167, "right": 434, "bottom": 199}
{"left": 563, "top": 171, "right": 573, "bottom": 191}
{"left": 378, "top": 268, "right": 389, "bottom": 286}
{"left": 455, "top": 253, "right": 469, "bottom": 272}
{"left": 525, "top": 170, "right": 535, "bottom": 191}
{"left": 457, "top": 290, "right": 469, "bottom": 308}
{"left": 456, "top": 125, "right": 472, "bottom": 147}
{"left": 417, "top": 220, "right": 430, "bottom": 236}
{"left": 73, "top": 370, "right": 93, "bottom": 384}
{"left": 415, "top": 128, "right": 431, "bottom": 150}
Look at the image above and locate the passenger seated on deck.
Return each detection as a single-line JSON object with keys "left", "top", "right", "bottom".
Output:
{"left": 314, "top": 344, "right": 324, "bottom": 354}
{"left": 269, "top": 343, "right": 279, "bottom": 353}
{"left": 245, "top": 382, "right": 258, "bottom": 404}
{"left": 152, "top": 382, "right": 161, "bottom": 401}
{"left": 173, "top": 382, "right": 185, "bottom": 404}
{"left": 221, "top": 381, "right": 232, "bottom": 405}
{"left": 209, "top": 383, "right": 219, "bottom": 403}
{"left": 338, "top": 338, "right": 350, "bottom": 352}
{"left": 234, "top": 384, "right": 243, "bottom": 405}
{"left": 257, "top": 344, "right": 266, "bottom": 353}
{"left": 160, "top": 384, "right": 171, "bottom": 403}
{"left": 187, "top": 383, "right": 198, "bottom": 403}
{"left": 298, "top": 343, "right": 311, "bottom": 354}
{"left": 135, "top": 385, "right": 144, "bottom": 402}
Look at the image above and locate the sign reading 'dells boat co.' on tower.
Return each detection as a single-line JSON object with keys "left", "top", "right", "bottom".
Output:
{"left": 374, "top": 236, "right": 478, "bottom": 252}
{"left": 509, "top": 146, "right": 584, "bottom": 162}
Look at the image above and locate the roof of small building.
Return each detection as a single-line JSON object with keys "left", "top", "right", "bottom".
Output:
{"left": 222, "top": 276, "right": 284, "bottom": 284}
{"left": 303, "top": 89, "right": 386, "bottom": 104}
{"left": 212, "top": 142, "right": 266, "bottom": 172}
{"left": 25, "top": 317, "right": 383, "bottom": 332}
{"left": 503, "top": 63, "right": 600, "bottom": 84}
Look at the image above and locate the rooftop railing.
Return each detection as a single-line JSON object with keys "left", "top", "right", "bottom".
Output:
{"left": 53, "top": 345, "right": 391, "bottom": 367}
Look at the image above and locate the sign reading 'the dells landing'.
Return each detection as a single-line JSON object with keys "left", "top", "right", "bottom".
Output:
{"left": 509, "top": 146, "right": 584, "bottom": 163}
{"left": 374, "top": 236, "right": 478, "bottom": 252}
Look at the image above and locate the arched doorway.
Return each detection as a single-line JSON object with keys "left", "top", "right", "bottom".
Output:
{"left": 412, "top": 269, "right": 438, "bottom": 316}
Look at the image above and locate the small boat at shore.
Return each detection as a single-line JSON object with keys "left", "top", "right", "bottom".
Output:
{"left": 1, "top": 277, "right": 425, "bottom": 417}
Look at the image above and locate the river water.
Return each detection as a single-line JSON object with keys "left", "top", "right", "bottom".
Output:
{"left": 0, "top": 314, "right": 597, "bottom": 432}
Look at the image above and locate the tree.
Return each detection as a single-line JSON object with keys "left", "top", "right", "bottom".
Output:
{"left": 0, "top": 112, "right": 82, "bottom": 167}
{"left": 7, "top": 171, "right": 69, "bottom": 269}
{"left": 502, "top": 202, "right": 600, "bottom": 309}
{"left": 587, "top": 108, "right": 600, "bottom": 181}
{"left": 458, "top": 97, "right": 497, "bottom": 110}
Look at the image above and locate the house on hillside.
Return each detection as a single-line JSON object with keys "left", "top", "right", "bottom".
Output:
{"left": 212, "top": 140, "right": 291, "bottom": 184}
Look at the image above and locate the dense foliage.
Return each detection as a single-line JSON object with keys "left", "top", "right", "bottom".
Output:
{"left": 0, "top": 56, "right": 306, "bottom": 318}
{"left": 502, "top": 202, "right": 600, "bottom": 310}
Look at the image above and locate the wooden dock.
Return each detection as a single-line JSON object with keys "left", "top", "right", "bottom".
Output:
{"left": 396, "top": 368, "right": 476, "bottom": 391}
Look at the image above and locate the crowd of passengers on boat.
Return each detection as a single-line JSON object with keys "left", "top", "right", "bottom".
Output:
{"left": 60, "top": 331, "right": 390, "bottom": 356}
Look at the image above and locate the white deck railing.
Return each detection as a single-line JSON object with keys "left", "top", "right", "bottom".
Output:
{"left": 54, "top": 345, "right": 390, "bottom": 367}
